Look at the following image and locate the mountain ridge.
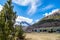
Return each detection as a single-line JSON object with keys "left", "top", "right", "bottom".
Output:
{"left": 32, "top": 9, "right": 60, "bottom": 28}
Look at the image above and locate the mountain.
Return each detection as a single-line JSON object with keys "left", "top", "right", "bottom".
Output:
{"left": 42, "top": 10, "right": 60, "bottom": 20}
{"left": 32, "top": 10, "right": 60, "bottom": 28}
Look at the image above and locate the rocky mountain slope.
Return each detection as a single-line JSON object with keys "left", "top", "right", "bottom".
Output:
{"left": 32, "top": 10, "right": 60, "bottom": 28}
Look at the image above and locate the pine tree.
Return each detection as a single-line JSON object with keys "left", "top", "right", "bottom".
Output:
{"left": 0, "top": 5, "right": 7, "bottom": 40}
{"left": 18, "top": 24, "right": 25, "bottom": 40}
{"left": 15, "top": 23, "right": 25, "bottom": 40}
{"left": 0, "top": 0, "right": 25, "bottom": 40}
{"left": 0, "top": 0, "right": 16, "bottom": 40}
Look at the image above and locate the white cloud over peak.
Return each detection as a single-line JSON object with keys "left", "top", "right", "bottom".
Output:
{"left": 12, "top": 0, "right": 41, "bottom": 15}
{"left": 15, "top": 16, "right": 33, "bottom": 24}
{"left": 43, "top": 9, "right": 60, "bottom": 16}
{"left": 43, "top": 13, "right": 49, "bottom": 16}
{"left": 0, "top": 5, "right": 3, "bottom": 11}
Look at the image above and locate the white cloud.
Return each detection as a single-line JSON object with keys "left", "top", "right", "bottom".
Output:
{"left": 43, "top": 9, "right": 60, "bottom": 16}
{"left": 12, "top": 0, "right": 30, "bottom": 6}
{"left": 27, "top": 0, "right": 41, "bottom": 15}
{"left": 15, "top": 16, "right": 33, "bottom": 24}
{"left": 12, "top": 0, "right": 41, "bottom": 15}
{"left": 43, "top": 13, "right": 49, "bottom": 16}
{"left": 41, "top": 4, "right": 54, "bottom": 11}
{"left": 0, "top": 5, "right": 3, "bottom": 11}
{"left": 30, "top": 19, "right": 40, "bottom": 24}
{"left": 35, "top": 19, "right": 39, "bottom": 23}
{"left": 27, "top": 4, "right": 37, "bottom": 15}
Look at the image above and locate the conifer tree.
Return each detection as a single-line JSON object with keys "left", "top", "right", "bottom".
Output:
{"left": 0, "top": 0, "right": 25, "bottom": 40}
{"left": 0, "top": 0, "right": 16, "bottom": 40}
{"left": 15, "top": 23, "right": 25, "bottom": 40}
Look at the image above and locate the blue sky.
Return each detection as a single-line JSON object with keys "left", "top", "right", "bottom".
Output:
{"left": 0, "top": 0, "right": 60, "bottom": 25}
